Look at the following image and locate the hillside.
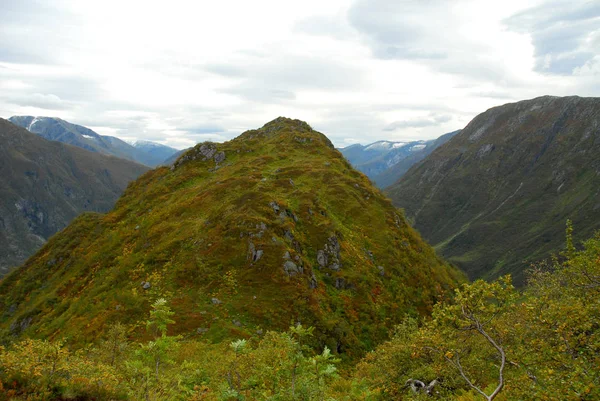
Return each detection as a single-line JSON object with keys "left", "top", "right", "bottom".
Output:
{"left": 339, "top": 130, "right": 460, "bottom": 188}
{"left": 373, "top": 130, "right": 460, "bottom": 188}
{"left": 8, "top": 116, "right": 178, "bottom": 167}
{"left": 387, "top": 96, "right": 600, "bottom": 284}
{"left": 0, "top": 117, "right": 462, "bottom": 354}
{"left": 0, "top": 118, "right": 149, "bottom": 277}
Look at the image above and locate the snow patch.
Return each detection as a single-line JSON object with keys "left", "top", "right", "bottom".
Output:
{"left": 365, "top": 141, "right": 408, "bottom": 151}
{"left": 410, "top": 144, "right": 426, "bottom": 151}
{"left": 27, "top": 117, "right": 40, "bottom": 131}
{"left": 81, "top": 134, "right": 96, "bottom": 140}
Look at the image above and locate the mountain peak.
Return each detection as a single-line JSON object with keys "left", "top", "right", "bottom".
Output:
{"left": 235, "top": 117, "right": 334, "bottom": 147}
{"left": 0, "top": 117, "right": 461, "bottom": 350}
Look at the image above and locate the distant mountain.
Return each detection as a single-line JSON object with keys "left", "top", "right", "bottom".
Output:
{"left": 387, "top": 96, "right": 600, "bottom": 285}
{"left": 0, "top": 117, "right": 461, "bottom": 350}
{"left": 161, "top": 147, "right": 190, "bottom": 165}
{"left": 373, "top": 130, "right": 460, "bottom": 188}
{"left": 131, "top": 140, "right": 179, "bottom": 166}
{"left": 0, "top": 118, "right": 149, "bottom": 277}
{"left": 339, "top": 131, "right": 460, "bottom": 188}
{"left": 8, "top": 116, "right": 178, "bottom": 167}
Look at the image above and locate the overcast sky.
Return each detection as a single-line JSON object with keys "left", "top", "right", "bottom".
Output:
{"left": 1, "top": 0, "right": 599, "bottom": 148}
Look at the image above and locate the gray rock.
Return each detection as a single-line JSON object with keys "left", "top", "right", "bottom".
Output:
{"left": 141, "top": 281, "right": 151, "bottom": 290}
{"left": 335, "top": 277, "right": 345, "bottom": 289}
{"left": 377, "top": 266, "right": 385, "bottom": 276}
{"left": 477, "top": 143, "right": 495, "bottom": 158}
{"left": 232, "top": 319, "right": 242, "bottom": 327}
{"left": 214, "top": 151, "right": 226, "bottom": 163}
{"left": 289, "top": 178, "right": 295, "bottom": 186}
{"left": 310, "top": 273, "right": 318, "bottom": 289}
{"left": 318, "top": 235, "right": 342, "bottom": 270}
{"left": 10, "top": 316, "right": 32, "bottom": 333}
{"left": 199, "top": 143, "right": 217, "bottom": 160}
{"left": 283, "top": 261, "right": 303, "bottom": 276}
{"left": 269, "top": 201, "right": 280, "bottom": 213}
{"left": 211, "top": 297, "right": 222, "bottom": 305}
{"left": 197, "top": 327, "right": 209, "bottom": 333}
{"left": 317, "top": 250, "right": 327, "bottom": 267}
{"left": 248, "top": 241, "right": 263, "bottom": 262}
{"left": 283, "top": 251, "right": 291, "bottom": 259}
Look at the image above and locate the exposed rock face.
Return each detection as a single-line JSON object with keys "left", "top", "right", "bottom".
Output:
{"left": 316, "top": 235, "right": 342, "bottom": 271}
{"left": 0, "top": 118, "right": 149, "bottom": 277}
{"left": 387, "top": 96, "right": 600, "bottom": 285}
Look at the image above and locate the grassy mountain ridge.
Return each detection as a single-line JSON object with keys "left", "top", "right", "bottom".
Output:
{"left": 387, "top": 95, "right": 600, "bottom": 284}
{"left": 0, "top": 117, "right": 462, "bottom": 355}
{"left": 0, "top": 118, "right": 149, "bottom": 277}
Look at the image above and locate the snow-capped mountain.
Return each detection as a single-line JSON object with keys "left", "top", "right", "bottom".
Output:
{"left": 9, "top": 116, "right": 178, "bottom": 167}
{"left": 339, "top": 131, "right": 460, "bottom": 188}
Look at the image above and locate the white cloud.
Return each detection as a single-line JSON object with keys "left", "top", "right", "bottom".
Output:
{"left": 0, "top": 0, "right": 598, "bottom": 148}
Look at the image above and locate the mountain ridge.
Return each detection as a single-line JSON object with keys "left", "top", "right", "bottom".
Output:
{"left": 8, "top": 116, "right": 179, "bottom": 167}
{"left": 386, "top": 95, "right": 600, "bottom": 284}
{"left": 0, "top": 117, "right": 462, "bottom": 354}
{"left": 339, "top": 130, "right": 461, "bottom": 188}
{"left": 0, "top": 118, "right": 150, "bottom": 277}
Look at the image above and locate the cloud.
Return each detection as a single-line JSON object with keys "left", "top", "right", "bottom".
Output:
{"left": 176, "top": 125, "right": 227, "bottom": 135}
{"left": 293, "top": 14, "right": 358, "bottom": 40}
{"left": 384, "top": 114, "right": 453, "bottom": 131}
{"left": 9, "top": 93, "right": 72, "bottom": 110}
{"left": 0, "top": 0, "right": 598, "bottom": 150}
{"left": 205, "top": 54, "right": 367, "bottom": 104}
{"left": 503, "top": 0, "right": 600, "bottom": 75}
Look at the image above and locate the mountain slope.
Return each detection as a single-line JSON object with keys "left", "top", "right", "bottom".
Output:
{"left": 339, "top": 131, "right": 460, "bottom": 188}
{"left": 8, "top": 116, "right": 178, "bottom": 167}
{"left": 0, "top": 118, "right": 149, "bottom": 277}
{"left": 0, "top": 117, "right": 462, "bottom": 355}
{"left": 387, "top": 96, "right": 600, "bottom": 284}
{"left": 373, "top": 130, "right": 460, "bottom": 188}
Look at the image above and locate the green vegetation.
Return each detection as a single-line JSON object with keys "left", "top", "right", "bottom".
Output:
{"left": 1, "top": 224, "right": 598, "bottom": 400}
{"left": 0, "top": 118, "right": 149, "bottom": 278}
{"left": 387, "top": 96, "right": 600, "bottom": 285}
{"left": 0, "top": 117, "right": 461, "bottom": 356}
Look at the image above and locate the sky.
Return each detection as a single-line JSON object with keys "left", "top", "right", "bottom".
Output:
{"left": 1, "top": 0, "right": 599, "bottom": 149}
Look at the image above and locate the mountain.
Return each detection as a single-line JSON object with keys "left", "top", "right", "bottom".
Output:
{"left": 8, "top": 116, "right": 178, "bottom": 167}
{"left": 387, "top": 96, "right": 600, "bottom": 285}
{"left": 339, "top": 131, "right": 460, "bottom": 188}
{"left": 0, "top": 117, "right": 462, "bottom": 354}
{"left": 161, "top": 147, "right": 190, "bottom": 165}
{"left": 131, "top": 140, "right": 179, "bottom": 166}
{"left": 372, "top": 130, "right": 460, "bottom": 188}
{"left": 0, "top": 118, "right": 149, "bottom": 278}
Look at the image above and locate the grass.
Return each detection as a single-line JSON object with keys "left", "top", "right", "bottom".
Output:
{"left": 0, "top": 117, "right": 463, "bottom": 358}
